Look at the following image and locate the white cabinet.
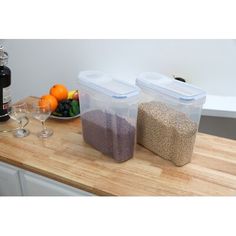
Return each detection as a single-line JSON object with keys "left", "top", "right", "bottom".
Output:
{"left": 20, "top": 171, "right": 93, "bottom": 196}
{"left": 0, "top": 161, "right": 94, "bottom": 196}
{"left": 0, "top": 162, "right": 22, "bottom": 196}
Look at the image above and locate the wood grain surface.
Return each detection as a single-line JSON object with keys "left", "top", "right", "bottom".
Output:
{"left": 0, "top": 96, "right": 236, "bottom": 196}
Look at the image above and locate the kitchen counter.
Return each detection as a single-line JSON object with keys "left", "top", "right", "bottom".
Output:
{"left": 0, "top": 96, "right": 236, "bottom": 196}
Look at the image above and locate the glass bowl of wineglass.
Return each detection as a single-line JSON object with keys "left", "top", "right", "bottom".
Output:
{"left": 8, "top": 102, "right": 30, "bottom": 138}
{"left": 31, "top": 98, "right": 53, "bottom": 138}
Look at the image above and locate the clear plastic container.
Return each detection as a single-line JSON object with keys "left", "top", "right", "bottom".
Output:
{"left": 78, "top": 71, "right": 140, "bottom": 162}
{"left": 136, "top": 72, "right": 206, "bottom": 166}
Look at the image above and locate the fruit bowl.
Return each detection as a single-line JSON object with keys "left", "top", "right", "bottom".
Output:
{"left": 50, "top": 98, "right": 80, "bottom": 120}
{"left": 50, "top": 113, "right": 80, "bottom": 120}
{"left": 39, "top": 85, "right": 80, "bottom": 120}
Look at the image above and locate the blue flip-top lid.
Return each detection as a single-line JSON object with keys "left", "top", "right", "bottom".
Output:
{"left": 78, "top": 71, "right": 140, "bottom": 99}
{"left": 136, "top": 72, "right": 206, "bottom": 103}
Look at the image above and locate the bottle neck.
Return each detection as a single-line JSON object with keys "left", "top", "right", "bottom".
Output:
{"left": 0, "top": 61, "right": 7, "bottom": 67}
{"left": 0, "top": 47, "right": 8, "bottom": 66}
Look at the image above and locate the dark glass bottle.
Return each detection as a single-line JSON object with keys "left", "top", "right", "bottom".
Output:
{"left": 0, "top": 46, "right": 11, "bottom": 122}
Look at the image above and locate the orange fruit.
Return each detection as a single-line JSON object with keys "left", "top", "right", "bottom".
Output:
{"left": 50, "top": 84, "right": 68, "bottom": 102}
{"left": 39, "top": 94, "right": 58, "bottom": 112}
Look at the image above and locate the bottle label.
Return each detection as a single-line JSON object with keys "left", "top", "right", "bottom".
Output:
{"left": 3, "top": 86, "right": 11, "bottom": 109}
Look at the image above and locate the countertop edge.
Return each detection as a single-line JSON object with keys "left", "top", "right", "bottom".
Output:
{"left": 0, "top": 156, "right": 112, "bottom": 196}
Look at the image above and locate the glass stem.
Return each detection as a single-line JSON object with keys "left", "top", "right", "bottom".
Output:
{"left": 42, "top": 121, "right": 47, "bottom": 132}
{"left": 19, "top": 119, "right": 23, "bottom": 129}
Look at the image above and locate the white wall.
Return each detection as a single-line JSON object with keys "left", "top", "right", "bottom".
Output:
{"left": 3, "top": 39, "right": 236, "bottom": 102}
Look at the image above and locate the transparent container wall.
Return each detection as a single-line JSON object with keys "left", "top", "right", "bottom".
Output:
{"left": 79, "top": 85, "right": 138, "bottom": 126}
{"left": 140, "top": 89, "right": 204, "bottom": 126}
{"left": 79, "top": 85, "right": 139, "bottom": 162}
{"left": 137, "top": 89, "right": 205, "bottom": 166}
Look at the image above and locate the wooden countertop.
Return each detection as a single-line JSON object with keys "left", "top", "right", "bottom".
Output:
{"left": 0, "top": 96, "right": 236, "bottom": 196}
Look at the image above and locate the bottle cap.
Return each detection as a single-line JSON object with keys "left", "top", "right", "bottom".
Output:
{"left": 0, "top": 46, "right": 8, "bottom": 66}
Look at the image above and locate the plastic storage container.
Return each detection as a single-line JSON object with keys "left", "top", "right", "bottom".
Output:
{"left": 78, "top": 71, "right": 140, "bottom": 162}
{"left": 136, "top": 72, "right": 206, "bottom": 166}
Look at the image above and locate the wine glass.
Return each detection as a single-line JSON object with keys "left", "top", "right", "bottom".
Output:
{"left": 8, "top": 102, "right": 30, "bottom": 138}
{"left": 31, "top": 98, "right": 53, "bottom": 138}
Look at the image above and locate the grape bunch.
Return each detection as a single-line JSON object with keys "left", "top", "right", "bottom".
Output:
{"left": 52, "top": 99, "right": 80, "bottom": 117}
